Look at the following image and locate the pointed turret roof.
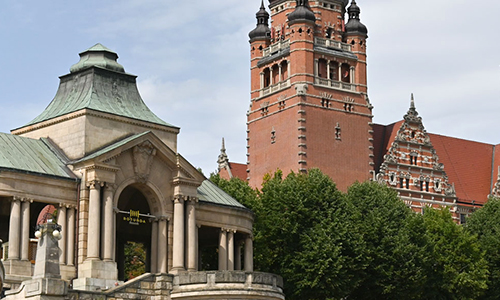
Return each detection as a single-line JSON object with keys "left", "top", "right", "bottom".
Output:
{"left": 17, "top": 44, "right": 174, "bottom": 130}
{"left": 345, "top": 0, "right": 368, "bottom": 36}
{"left": 249, "top": 0, "right": 271, "bottom": 42}
{"left": 288, "top": 0, "right": 316, "bottom": 24}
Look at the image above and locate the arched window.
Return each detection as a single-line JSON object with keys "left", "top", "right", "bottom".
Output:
{"left": 318, "top": 59, "right": 328, "bottom": 78}
{"left": 341, "top": 63, "right": 350, "bottom": 83}
{"left": 281, "top": 61, "right": 289, "bottom": 81}
{"left": 272, "top": 64, "right": 279, "bottom": 85}
{"left": 263, "top": 68, "right": 271, "bottom": 88}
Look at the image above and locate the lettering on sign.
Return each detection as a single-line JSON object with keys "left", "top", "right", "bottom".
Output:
{"left": 123, "top": 209, "right": 146, "bottom": 225}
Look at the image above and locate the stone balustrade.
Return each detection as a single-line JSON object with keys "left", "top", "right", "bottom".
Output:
{"left": 315, "top": 37, "right": 352, "bottom": 52}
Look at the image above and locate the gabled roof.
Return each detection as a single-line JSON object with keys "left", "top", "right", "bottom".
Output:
{"left": 429, "top": 133, "right": 494, "bottom": 205}
{"left": 197, "top": 180, "right": 247, "bottom": 209}
{"left": 18, "top": 44, "right": 175, "bottom": 130}
{"left": 70, "top": 131, "right": 152, "bottom": 164}
{"left": 0, "top": 133, "right": 76, "bottom": 180}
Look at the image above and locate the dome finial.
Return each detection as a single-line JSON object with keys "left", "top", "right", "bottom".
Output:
{"left": 288, "top": 0, "right": 316, "bottom": 24}
{"left": 345, "top": 0, "right": 367, "bottom": 36}
{"left": 249, "top": 0, "right": 271, "bottom": 42}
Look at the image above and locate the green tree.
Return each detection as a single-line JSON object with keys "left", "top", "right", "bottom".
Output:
{"left": 466, "top": 198, "right": 500, "bottom": 299}
{"left": 345, "top": 182, "right": 429, "bottom": 300}
{"left": 209, "top": 173, "right": 258, "bottom": 209}
{"left": 255, "top": 169, "right": 362, "bottom": 299}
{"left": 421, "top": 207, "right": 488, "bottom": 299}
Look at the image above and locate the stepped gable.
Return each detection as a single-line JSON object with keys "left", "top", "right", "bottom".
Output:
{"left": 376, "top": 96, "right": 458, "bottom": 213}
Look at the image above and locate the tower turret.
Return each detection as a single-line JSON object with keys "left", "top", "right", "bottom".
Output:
{"left": 288, "top": 0, "right": 316, "bottom": 24}
{"left": 246, "top": 0, "right": 373, "bottom": 190}
{"left": 249, "top": 1, "right": 271, "bottom": 43}
{"left": 344, "top": 0, "right": 368, "bottom": 94}
{"left": 345, "top": 0, "right": 368, "bottom": 36}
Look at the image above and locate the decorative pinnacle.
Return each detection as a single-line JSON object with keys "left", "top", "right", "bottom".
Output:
{"left": 411, "top": 93, "right": 415, "bottom": 109}
{"left": 221, "top": 137, "right": 226, "bottom": 151}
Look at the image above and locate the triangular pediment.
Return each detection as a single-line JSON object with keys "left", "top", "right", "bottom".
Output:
{"left": 70, "top": 131, "right": 205, "bottom": 184}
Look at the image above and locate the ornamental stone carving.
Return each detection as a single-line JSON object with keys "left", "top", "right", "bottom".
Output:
{"left": 133, "top": 141, "right": 157, "bottom": 183}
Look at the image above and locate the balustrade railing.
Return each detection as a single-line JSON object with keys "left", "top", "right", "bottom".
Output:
{"left": 315, "top": 77, "right": 356, "bottom": 92}
{"left": 315, "top": 37, "right": 352, "bottom": 52}
{"left": 260, "top": 79, "right": 291, "bottom": 96}
{"left": 263, "top": 39, "right": 290, "bottom": 57}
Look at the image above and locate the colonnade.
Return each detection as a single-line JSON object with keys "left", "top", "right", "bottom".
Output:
{"left": 84, "top": 183, "right": 254, "bottom": 274}
{"left": 260, "top": 60, "right": 291, "bottom": 89}
{"left": 218, "top": 229, "right": 253, "bottom": 272}
{"left": 7, "top": 196, "right": 76, "bottom": 266}
{"left": 315, "top": 58, "right": 355, "bottom": 83}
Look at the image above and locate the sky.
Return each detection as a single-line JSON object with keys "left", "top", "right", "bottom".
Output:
{"left": 0, "top": 0, "right": 499, "bottom": 176}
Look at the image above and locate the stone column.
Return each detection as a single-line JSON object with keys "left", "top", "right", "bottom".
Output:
{"left": 350, "top": 67, "right": 355, "bottom": 84}
{"left": 8, "top": 197, "right": 21, "bottom": 260}
{"left": 314, "top": 59, "right": 319, "bottom": 77}
{"left": 338, "top": 64, "right": 342, "bottom": 82}
{"left": 218, "top": 229, "right": 227, "bottom": 271}
{"left": 235, "top": 240, "right": 242, "bottom": 271}
{"left": 244, "top": 235, "right": 253, "bottom": 272}
{"left": 278, "top": 64, "right": 282, "bottom": 83}
{"left": 58, "top": 205, "right": 67, "bottom": 264}
{"left": 287, "top": 61, "right": 291, "bottom": 79}
{"left": 150, "top": 219, "right": 158, "bottom": 273}
{"left": 172, "top": 196, "right": 185, "bottom": 271}
{"left": 186, "top": 198, "right": 197, "bottom": 271}
{"left": 270, "top": 68, "right": 274, "bottom": 86}
{"left": 103, "top": 184, "right": 114, "bottom": 261}
{"left": 327, "top": 60, "right": 331, "bottom": 80}
{"left": 87, "top": 181, "right": 101, "bottom": 260}
{"left": 20, "top": 199, "right": 31, "bottom": 261}
{"left": 227, "top": 230, "right": 234, "bottom": 271}
{"left": 67, "top": 207, "right": 75, "bottom": 265}
{"left": 260, "top": 72, "right": 264, "bottom": 89}
{"left": 157, "top": 217, "right": 168, "bottom": 273}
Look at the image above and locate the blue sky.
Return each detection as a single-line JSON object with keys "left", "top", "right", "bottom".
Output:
{"left": 1, "top": 0, "right": 499, "bottom": 175}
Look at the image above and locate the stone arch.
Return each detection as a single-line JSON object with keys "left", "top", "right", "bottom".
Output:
{"left": 114, "top": 177, "right": 166, "bottom": 215}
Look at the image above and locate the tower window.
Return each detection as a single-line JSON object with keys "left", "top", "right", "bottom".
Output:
{"left": 335, "top": 123, "right": 341, "bottom": 140}
{"left": 406, "top": 178, "right": 410, "bottom": 189}
{"left": 425, "top": 181, "right": 429, "bottom": 192}
{"left": 321, "top": 99, "right": 330, "bottom": 107}
{"left": 271, "top": 127, "right": 276, "bottom": 144}
{"left": 420, "top": 180, "right": 424, "bottom": 191}
{"left": 399, "top": 177, "right": 404, "bottom": 188}
{"left": 344, "top": 103, "right": 353, "bottom": 112}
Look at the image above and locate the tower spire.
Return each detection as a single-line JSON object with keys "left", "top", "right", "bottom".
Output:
{"left": 345, "top": 0, "right": 367, "bottom": 36}
{"left": 217, "top": 137, "right": 229, "bottom": 170}
{"left": 249, "top": 1, "right": 271, "bottom": 42}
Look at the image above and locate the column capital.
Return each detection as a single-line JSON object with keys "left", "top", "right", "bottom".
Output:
{"left": 13, "top": 196, "right": 33, "bottom": 203}
{"left": 158, "top": 215, "right": 171, "bottom": 222}
{"left": 186, "top": 197, "right": 199, "bottom": 204}
{"left": 173, "top": 195, "right": 185, "bottom": 204}
{"left": 103, "top": 182, "right": 117, "bottom": 191}
{"left": 87, "top": 180, "right": 103, "bottom": 189}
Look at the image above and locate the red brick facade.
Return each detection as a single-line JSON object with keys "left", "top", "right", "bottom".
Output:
{"left": 246, "top": 0, "right": 372, "bottom": 190}
{"left": 218, "top": 0, "right": 500, "bottom": 223}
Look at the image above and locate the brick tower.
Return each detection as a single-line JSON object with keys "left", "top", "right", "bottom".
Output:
{"left": 247, "top": 0, "right": 373, "bottom": 190}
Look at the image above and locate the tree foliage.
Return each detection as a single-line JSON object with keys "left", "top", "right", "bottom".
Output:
{"left": 466, "top": 197, "right": 500, "bottom": 299}
{"left": 211, "top": 169, "right": 490, "bottom": 300}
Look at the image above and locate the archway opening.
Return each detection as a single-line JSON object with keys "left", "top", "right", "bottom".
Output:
{"left": 116, "top": 185, "right": 152, "bottom": 281}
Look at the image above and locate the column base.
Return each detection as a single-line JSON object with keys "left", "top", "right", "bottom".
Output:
{"left": 75, "top": 259, "right": 118, "bottom": 291}
{"left": 169, "top": 267, "right": 186, "bottom": 275}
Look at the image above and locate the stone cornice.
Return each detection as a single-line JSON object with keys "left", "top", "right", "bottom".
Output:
{"left": 11, "top": 108, "right": 179, "bottom": 136}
